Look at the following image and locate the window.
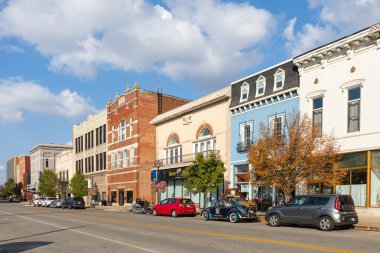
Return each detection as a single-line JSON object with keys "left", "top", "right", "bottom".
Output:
{"left": 118, "top": 121, "right": 126, "bottom": 141}
{"left": 123, "top": 149, "right": 128, "bottom": 167}
{"left": 273, "top": 68, "right": 285, "bottom": 91}
{"left": 256, "top": 76, "right": 266, "bottom": 97}
{"left": 240, "top": 82, "right": 249, "bottom": 102}
{"left": 348, "top": 87, "right": 360, "bottom": 132}
{"left": 111, "top": 153, "right": 116, "bottom": 169}
{"left": 112, "top": 126, "right": 116, "bottom": 143}
{"left": 117, "top": 151, "right": 122, "bottom": 168}
{"left": 240, "top": 121, "right": 253, "bottom": 144}
{"left": 288, "top": 196, "right": 307, "bottom": 206}
{"left": 130, "top": 117, "right": 134, "bottom": 137}
{"left": 103, "top": 124, "right": 106, "bottom": 144}
{"left": 130, "top": 148, "right": 134, "bottom": 166}
{"left": 103, "top": 152, "right": 106, "bottom": 170}
{"left": 313, "top": 97, "right": 323, "bottom": 137}
{"left": 199, "top": 127, "right": 211, "bottom": 138}
{"left": 45, "top": 159, "right": 49, "bottom": 168}
{"left": 168, "top": 135, "right": 178, "bottom": 145}
{"left": 269, "top": 114, "right": 285, "bottom": 136}
{"left": 166, "top": 146, "right": 182, "bottom": 164}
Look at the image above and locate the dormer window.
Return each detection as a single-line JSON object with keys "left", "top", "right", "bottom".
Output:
{"left": 240, "top": 82, "right": 249, "bottom": 102}
{"left": 274, "top": 68, "right": 285, "bottom": 91}
{"left": 256, "top": 76, "right": 266, "bottom": 97}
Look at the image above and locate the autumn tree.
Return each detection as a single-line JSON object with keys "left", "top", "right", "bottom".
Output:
{"left": 3, "top": 178, "right": 15, "bottom": 198}
{"left": 38, "top": 170, "right": 59, "bottom": 196}
{"left": 183, "top": 152, "right": 225, "bottom": 208}
{"left": 248, "top": 113, "right": 345, "bottom": 202}
{"left": 69, "top": 170, "right": 88, "bottom": 197}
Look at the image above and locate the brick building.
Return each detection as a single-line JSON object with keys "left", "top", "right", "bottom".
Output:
{"left": 18, "top": 155, "right": 31, "bottom": 198}
{"left": 107, "top": 83, "right": 189, "bottom": 205}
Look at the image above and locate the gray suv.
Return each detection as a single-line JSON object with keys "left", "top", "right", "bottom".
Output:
{"left": 265, "top": 194, "right": 358, "bottom": 231}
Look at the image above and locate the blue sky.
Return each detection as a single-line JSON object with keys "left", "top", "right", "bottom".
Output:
{"left": 1, "top": 0, "right": 379, "bottom": 185}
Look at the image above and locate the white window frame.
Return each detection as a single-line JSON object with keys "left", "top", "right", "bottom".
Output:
{"left": 165, "top": 145, "right": 182, "bottom": 165}
{"left": 239, "top": 121, "right": 253, "bottom": 143}
{"left": 111, "top": 153, "right": 116, "bottom": 169}
{"left": 273, "top": 68, "right": 285, "bottom": 91}
{"left": 118, "top": 121, "right": 126, "bottom": 141}
{"left": 129, "top": 147, "right": 134, "bottom": 166}
{"left": 117, "top": 151, "right": 122, "bottom": 169}
{"left": 240, "top": 82, "right": 249, "bottom": 102}
{"left": 123, "top": 149, "right": 128, "bottom": 168}
{"left": 347, "top": 87, "right": 361, "bottom": 133}
{"left": 312, "top": 96, "right": 323, "bottom": 137}
{"left": 130, "top": 117, "right": 134, "bottom": 137}
{"left": 256, "top": 75, "right": 266, "bottom": 97}
{"left": 269, "top": 113, "right": 285, "bottom": 135}
{"left": 112, "top": 126, "right": 116, "bottom": 143}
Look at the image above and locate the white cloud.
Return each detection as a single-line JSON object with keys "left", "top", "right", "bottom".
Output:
{"left": 0, "top": 44, "right": 24, "bottom": 53}
{"left": 284, "top": 0, "right": 380, "bottom": 56}
{"left": 0, "top": 77, "right": 98, "bottom": 123}
{"left": 0, "top": 0, "right": 275, "bottom": 89}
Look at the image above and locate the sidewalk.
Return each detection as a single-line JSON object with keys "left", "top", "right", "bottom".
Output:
{"left": 95, "top": 205, "right": 380, "bottom": 231}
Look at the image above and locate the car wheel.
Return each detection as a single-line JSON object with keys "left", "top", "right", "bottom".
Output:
{"left": 229, "top": 212, "right": 239, "bottom": 223}
{"left": 318, "top": 216, "right": 335, "bottom": 231}
{"left": 268, "top": 214, "right": 281, "bottom": 227}
{"left": 201, "top": 211, "right": 209, "bottom": 221}
{"left": 171, "top": 210, "right": 177, "bottom": 218}
{"left": 152, "top": 209, "right": 158, "bottom": 216}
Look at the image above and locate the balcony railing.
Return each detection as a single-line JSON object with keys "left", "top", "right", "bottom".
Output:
{"left": 236, "top": 140, "right": 254, "bottom": 153}
{"left": 155, "top": 150, "right": 220, "bottom": 167}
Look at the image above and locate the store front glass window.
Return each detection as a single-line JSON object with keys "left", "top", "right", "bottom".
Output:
{"left": 167, "top": 180, "right": 174, "bottom": 198}
{"left": 308, "top": 183, "right": 320, "bottom": 194}
{"left": 336, "top": 173, "right": 351, "bottom": 196}
{"left": 351, "top": 169, "right": 367, "bottom": 207}
{"left": 371, "top": 169, "right": 380, "bottom": 207}
{"left": 160, "top": 189, "right": 167, "bottom": 201}
{"left": 191, "top": 192, "right": 200, "bottom": 206}
{"left": 175, "top": 180, "right": 182, "bottom": 198}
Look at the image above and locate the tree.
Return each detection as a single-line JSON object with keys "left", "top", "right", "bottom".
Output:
{"left": 248, "top": 113, "right": 346, "bottom": 202}
{"left": 183, "top": 152, "right": 225, "bottom": 208}
{"left": 69, "top": 170, "right": 88, "bottom": 197}
{"left": 38, "top": 170, "right": 59, "bottom": 196}
{"left": 3, "top": 178, "right": 15, "bottom": 198}
{"left": 14, "top": 182, "right": 23, "bottom": 198}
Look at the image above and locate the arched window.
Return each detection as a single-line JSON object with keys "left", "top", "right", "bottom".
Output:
{"left": 274, "top": 68, "right": 285, "bottom": 91}
{"left": 199, "top": 127, "right": 211, "bottom": 138}
{"left": 256, "top": 75, "right": 266, "bottom": 97}
{"left": 118, "top": 121, "right": 126, "bottom": 141}
{"left": 168, "top": 135, "right": 178, "bottom": 146}
{"left": 240, "top": 82, "right": 249, "bottom": 102}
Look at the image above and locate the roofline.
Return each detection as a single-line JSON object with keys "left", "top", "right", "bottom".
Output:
{"left": 230, "top": 58, "right": 293, "bottom": 85}
{"left": 30, "top": 144, "right": 72, "bottom": 153}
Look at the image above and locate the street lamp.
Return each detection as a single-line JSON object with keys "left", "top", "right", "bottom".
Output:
{"left": 154, "top": 160, "right": 163, "bottom": 203}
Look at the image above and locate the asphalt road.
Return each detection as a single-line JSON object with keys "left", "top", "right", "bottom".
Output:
{"left": 0, "top": 202, "right": 379, "bottom": 253}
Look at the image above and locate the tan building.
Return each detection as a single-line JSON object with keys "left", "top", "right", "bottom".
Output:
{"left": 56, "top": 149, "right": 73, "bottom": 199}
{"left": 73, "top": 110, "right": 107, "bottom": 204}
{"left": 18, "top": 155, "right": 30, "bottom": 198}
{"left": 150, "top": 87, "right": 231, "bottom": 208}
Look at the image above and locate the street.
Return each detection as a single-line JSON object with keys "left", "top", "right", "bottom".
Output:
{"left": 0, "top": 202, "right": 379, "bottom": 253}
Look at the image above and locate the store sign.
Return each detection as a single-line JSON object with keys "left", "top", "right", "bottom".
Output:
{"left": 241, "top": 184, "right": 249, "bottom": 193}
{"left": 158, "top": 167, "right": 187, "bottom": 180}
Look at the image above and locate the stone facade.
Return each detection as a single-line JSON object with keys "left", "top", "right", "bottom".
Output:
{"left": 73, "top": 110, "right": 107, "bottom": 204}
{"left": 107, "top": 83, "right": 189, "bottom": 205}
{"left": 56, "top": 149, "right": 73, "bottom": 199}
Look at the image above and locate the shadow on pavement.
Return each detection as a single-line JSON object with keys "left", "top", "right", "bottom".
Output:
{"left": 0, "top": 224, "right": 94, "bottom": 244}
{"left": 0, "top": 241, "right": 53, "bottom": 253}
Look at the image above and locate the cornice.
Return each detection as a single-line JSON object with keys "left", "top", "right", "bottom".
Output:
{"left": 294, "top": 23, "right": 380, "bottom": 73}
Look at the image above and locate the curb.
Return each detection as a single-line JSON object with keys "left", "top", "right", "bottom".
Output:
{"left": 353, "top": 225, "right": 380, "bottom": 232}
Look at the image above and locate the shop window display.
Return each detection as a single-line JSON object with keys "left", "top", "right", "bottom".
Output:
{"left": 371, "top": 169, "right": 380, "bottom": 207}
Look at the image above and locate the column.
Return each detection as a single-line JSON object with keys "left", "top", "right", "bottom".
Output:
{"left": 248, "top": 164, "right": 253, "bottom": 200}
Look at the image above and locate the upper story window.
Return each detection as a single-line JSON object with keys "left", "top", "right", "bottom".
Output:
{"left": 168, "top": 135, "right": 178, "bottom": 145}
{"left": 240, "top": 121, "right": 253, "bottom": 144}
{"left": 199, "top": 127, "right": 211, "bottom": 138}
{"left": 312, "top": 97, "right": 323, "bottom": 137}
{"left": 118, "top": 121, "right": 126, "bottom": 141}
{"left": 130, "top": 148, "right": 135, "bottom": 166}
{"left": 274, "top": 68, "right": 285, "bottom": 91}
{"left": 240, "top": 82, "right": 249, "bottom": 102}
{"left": 269, "top": 113, "right": 285, "bottom": 136}
{"left": 130, "top": 117, "right": 134, "bottom": 137}
{"left": 348, "top": 87, "right": 361, "bottom": 133}
{"left": 112, "top": 126, "right": 116, "bottom": 143}
{"left": 194, "top": 126, "right": 216, "bottom": 155}
{"left": 256, "top": 76, "right": 266, "bottom": 97}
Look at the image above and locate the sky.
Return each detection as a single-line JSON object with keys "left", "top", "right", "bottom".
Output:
{"left": 0, "top": 0, "right": 380, "bottom": 185}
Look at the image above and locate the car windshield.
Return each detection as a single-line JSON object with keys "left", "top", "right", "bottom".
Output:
{"left": 339, "top": 195, "right": 355, "bottom": 206}
{"left": 180, "top": 199, "right": 194, "bottom": 205}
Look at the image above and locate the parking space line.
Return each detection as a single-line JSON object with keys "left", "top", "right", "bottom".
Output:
{"left": 0, "top": 210, "right": 164, "bottom": 253}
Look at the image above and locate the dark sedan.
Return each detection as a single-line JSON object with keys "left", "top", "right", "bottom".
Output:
{"left": 62, "top": 197, "right": 85, "bottom": 209}
{"left": 201, "top": 198, "right": 257, "bottom": 223}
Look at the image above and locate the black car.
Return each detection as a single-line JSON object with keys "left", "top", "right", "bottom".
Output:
{"left": 201, "top": 198, "right": 257, "bottom": 223}
{"left": 62, "top": 197, "right": 85, "bottom": 209}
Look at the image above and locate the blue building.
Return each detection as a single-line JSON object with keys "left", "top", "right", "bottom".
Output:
{"left": 229, "top": 59, "right": 300, "bottom": 204}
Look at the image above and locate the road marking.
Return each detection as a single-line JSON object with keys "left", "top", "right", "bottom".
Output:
{"left": 0, "top": 210, "right": 163, "bottom": 253}
{"left": 3, "top": 206, "right": 367, "bottom": 253}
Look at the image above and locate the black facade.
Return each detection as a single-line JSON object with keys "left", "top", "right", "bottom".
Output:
{"left": 229, "top": 60, "right": 299, "bottom": 109}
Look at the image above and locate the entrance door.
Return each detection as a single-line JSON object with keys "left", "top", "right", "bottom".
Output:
{"left": 126, "top": 191, "right": 133, "bottom": 203}
{"left": 119, "top": 191, "right": 124, "bottom": 206}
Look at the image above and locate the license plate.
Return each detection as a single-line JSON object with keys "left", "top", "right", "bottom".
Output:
{"left": 187, "top": 205, "right": 190, "bottom": 207}
{"left": 350, "top": 218, "right": 356, "bottom": 221}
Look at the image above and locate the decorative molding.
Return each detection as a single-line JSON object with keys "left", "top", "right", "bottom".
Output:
{"left": 305, "top": 90, "right": 327, "bottom": 102}
{"left": 339, "top": 79, "right": 365, "bottom": 91}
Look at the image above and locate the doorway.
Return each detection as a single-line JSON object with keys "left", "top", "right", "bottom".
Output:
{"left": 119, "top": 191, "right": 124, "bottom": 206}
{"left": 126, "top": 191, "right": 133, "bottom": 203}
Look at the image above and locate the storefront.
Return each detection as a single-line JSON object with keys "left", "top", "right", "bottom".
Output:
{"left": 155, "top": 167, "right": 223, "bottom": 208}
{"left": 307, "top": 150, "right": 380, "bottom": 208}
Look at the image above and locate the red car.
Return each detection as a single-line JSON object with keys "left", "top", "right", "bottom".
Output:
{"left": 152, "top": 198, "right": 196, "bottom": 217}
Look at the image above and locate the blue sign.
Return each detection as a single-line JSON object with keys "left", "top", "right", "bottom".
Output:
{"left": 151, "top": 170, "right": 158, "bottom": 182}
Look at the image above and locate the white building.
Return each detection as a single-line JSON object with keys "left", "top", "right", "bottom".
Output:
{"left": 294, "top": 22, "right": 380, "bottom": 208}
{"left": 56, "top": 148, "right": 74, "bottom": 198}
{"left": 30, "top": 144, "right": 72, "bottom": 192}
{"left": 73, "top": 110, "right": 107, "bottom": 203}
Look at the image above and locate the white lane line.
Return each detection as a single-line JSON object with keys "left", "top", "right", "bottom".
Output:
{"left": 0, "top": 210, "right": 163, "bottom": 253}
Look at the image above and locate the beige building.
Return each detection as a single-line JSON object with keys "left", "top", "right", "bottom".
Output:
{"left": 55, "top": 148, "right": 74, "bottom": 199}
{"left": 73, "top": 110, "right": 107, "bottom": 204}
{"left": 150, "top": 87, "right": 231, "bottom": 208}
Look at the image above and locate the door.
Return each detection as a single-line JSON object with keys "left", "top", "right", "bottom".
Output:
{"left": 126, "top": 191, "right": 133, "bottom": 203}
{"left": 157, "top": 199, "right": 169, "bottom": 215}
{"left": 119, "top": 191, "right": 124, "bottom": 206}
{"left": 301, "top": 196, "right": 330, "bottom": 224}
{"left": 281, "top": 196, "right": 308, "bottom": 223}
